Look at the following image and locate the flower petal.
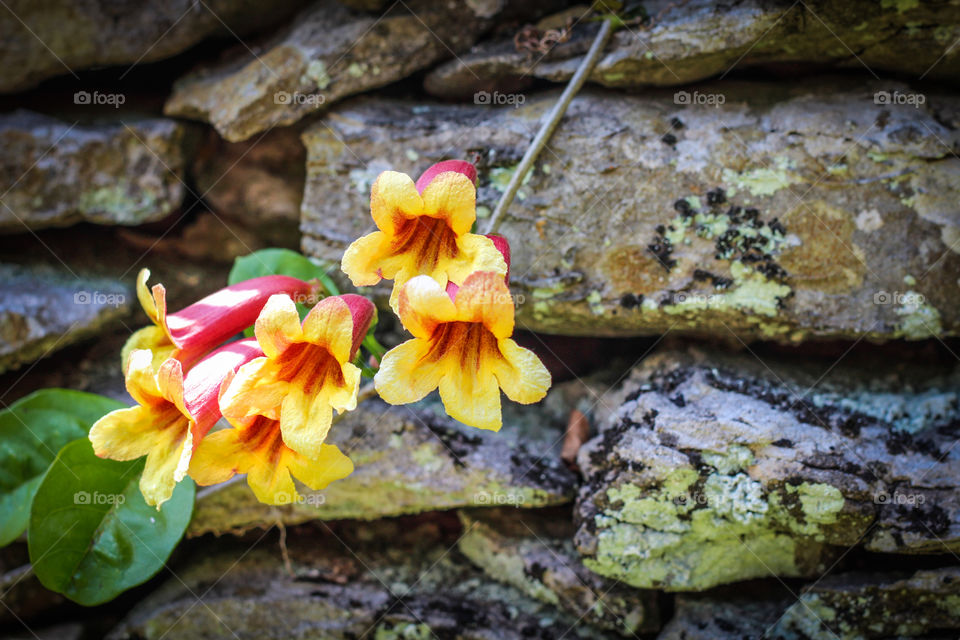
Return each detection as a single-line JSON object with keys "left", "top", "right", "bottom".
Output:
{"left": 140, "top": 428, "right": 191, "bottom": 508}
{"left": 302, "top": 296, "right": 353, "bottom": 364}
{"left": 136, "top": 268, "right": 161, "bottom": 325}
{"left": 188, "top": 428, "right": 248, "bottom": 486}
{"left": 88, "top": 407, "right": 158, "bottom": 461}
{"left": 329, "top": 362, "right": 362, "bottom": 413}
{"left": 446, "top": 234, "right": 508, "bottom": 287}
{"left": 279, "top": 388, "right": 333, "bottom": 459}
{"left": 246, "top": 459, "right": 298, "bottom": 506}
{"left": 156, "top": 357, "right": 188, "bottom": 418}
{"left": 254, "top": 294, "right": 304, "bottom": 359}
{"left": 396, "top": 275, "right": 457, "bottom": 338}
{"left": 121, "top": 326, "right": 174, "bottom": 373}
{"left": 375, "top": 338, "right": 444, "bottom": 405}
{"left": 371, "top": 171, "right": 423, "bottom": 235}
{"left": 492, "top": 339, "right": 551, "bottom": 405}
{"left": 415, "top": 160, "right": 477, "bottom": 194}
{"left": 123, "top": 349, "right": 163, "bottom": 407}
{"left": 438, "top": 361, "right": 502, "bottom": 431}
{"left": 218, "top": 358, "right": 286, "bottom": 420}
{"left": 286, "top": 444, "right": 354, "bottom": 490}
{"left": 453, "top": 271, "right": 515, "bottom": 339}
{"left": 420, "top": 171, "right": 476, "bottom": 236}
{"left": 341, "top": 231, "right": 390, "bottom": 287}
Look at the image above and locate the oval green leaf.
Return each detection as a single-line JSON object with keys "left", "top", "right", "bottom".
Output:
{"left": 229, "top": 248, "right": 342, "bottom": 334}
{"left": 229, "top": 248, "right": 340, "bottom": 295}
{"left": 28, "top": 439, "right": 194, "bottom": 606}
{"left": 0, "top": 389, "right": 124, "bottom": 546}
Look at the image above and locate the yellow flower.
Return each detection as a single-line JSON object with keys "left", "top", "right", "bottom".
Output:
{"left": 219, "top": 293, "right": 374, "bottom": 460}
{"left": 340, "top": 163, "right": 507, "bottom": 309}
{"left": 188, "top": 412, "right": 353, "bottom": 506}
{"left": 89, "top": 340, "right": 262, "bottom": 507}
{"left": 374, "top": 272, "right": 551, "bottom": 431}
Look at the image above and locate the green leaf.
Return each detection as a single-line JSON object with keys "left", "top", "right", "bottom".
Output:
{"left": 229, "top": 248, "right": 337, "bottom": 291}
{"left": 229, "top": 248, "right": 342, "bottom": 335}
{"left": 28, "top": 439, "right": 194, "bottom": 606}
{"left": 0, "top": 390, "right": 124, "bottom": 547}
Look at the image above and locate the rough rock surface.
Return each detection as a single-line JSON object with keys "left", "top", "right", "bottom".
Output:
{"left": 458, "top": 507, "right": 659, "bottom": 636}
{"left": 425, "top": 0, "right": 960, "bottom": 99}
{"left": 164, "top": 0, "right": 558, "bottom": 142}
{"left": 190, "top": 398, "right": 575, "bottom": 536}
{"left": 192, "top": 126, "right": 305, "bottom": 248}
{"left": 771, "top": 567, "right": 960, "bottom": 639}
{"left": 0, "top": 111, "right": 194, "bottom": 232}
{"left": 0, "top": 264, "right": 131, "bottom": 374}
{"left": 300, "top": 82, "right": 960, "bottom": 341}
{"left": 657, "top": 590, "right": 792, "bottom": 640}
{"left": 0, "top": 0, "right": 308, "bottom": 93}
{"left": 111, "top": 516, "right": 618, "bottom": 639}
{"left": 573, "top": 348, "right": 960, "bottom": 591}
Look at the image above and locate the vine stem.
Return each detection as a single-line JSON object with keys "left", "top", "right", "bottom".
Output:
{"left": 483, "top": 17, "right": 614, "bottom": 236}
{"left": 194, "top": 383, "right": 379, "bottom": 501}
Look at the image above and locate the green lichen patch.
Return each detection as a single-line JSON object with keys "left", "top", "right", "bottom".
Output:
{"left": 585, "top": 466, "right": 845, "bottom": 591}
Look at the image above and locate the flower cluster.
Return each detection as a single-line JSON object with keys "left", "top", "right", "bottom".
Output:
{"left": 344, "top": 160, "right": 551, "bottom": 431}
{"left": 89, "top": 160, "right": 549, "bottom": 509}
{"left": 91, "top": 272, "right": 373, "bottom": 507}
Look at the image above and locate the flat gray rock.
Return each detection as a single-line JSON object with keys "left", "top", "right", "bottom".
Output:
{"left": 0, "top": 111, "right": 193, "bottom": 232}
{"left": 190, "top": 398, "right": 576, "bottom": 536}
{"left": 426, "top": 0, "right": 960, "bottom": 99}
{"left": 0, "top": 0, "right": 307, "bottom": 93}
{"left": 458, "top": 507, "right": 660, "bottom": 636}
{"left": 772, "top": 567, "right": 960, "bottom": 639}
{"left": 112, "top": 516, "right": 618, "bottom": 639}
{"left": 300, "top": 81, "right": 960, "bottom": 341}
{"left": 164, "top": 0, "right": 560, "bottom": 142}
{"left": 0, "top": 264, "right": 130, "bottom": 374}
{"left": 192, "top": 126, "right": 306, "bottom": 248}
{"left": 574, "top": 347, "right": 960, "bottom": 591}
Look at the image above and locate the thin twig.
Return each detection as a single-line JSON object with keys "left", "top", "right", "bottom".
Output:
{"left": 484, "top": 17, "right": 614, "bottom": 235}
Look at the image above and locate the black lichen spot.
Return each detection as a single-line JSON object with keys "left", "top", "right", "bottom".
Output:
{"left": 424, "top": 416, "right": 482, "bottom": 467}
{"left": 885, "top": 430, "right": 942, "bottom": 458}
{"left": 670, "top": 393, "right": 686, "bottom": 408}
{"left": 772, "top": 438, "right": 794, "bottom": 448}
{"left": 648, "top": 234, "right": 676, "bottom": 271}
{"left": 670, "top": 117, "right": 685, "bottom": 130}
{"left": 901, "top": 503, "right": 950, "bottom": 535}
{"left": 693, "top": 268, "right": 733, "bottom": 289}
{"left": 706, "top": 188, "right": 727, "bottom": 206}
{"left": 525, "top": 562, "right": 548, "bottom": 583}
{"left": 673, "top": 198, "right": 694, "bottom": 219}
{"left": 661, "top": 132, "right": 678, "bottom": 145}
{"left": 620, "top": 292, "right": 642, "bottom": 309}
{"left": 715, "top": 618, "right": 737, "bottom": 633}
{"left": 642, "top": 409, "right": 659, "bottom": 428}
